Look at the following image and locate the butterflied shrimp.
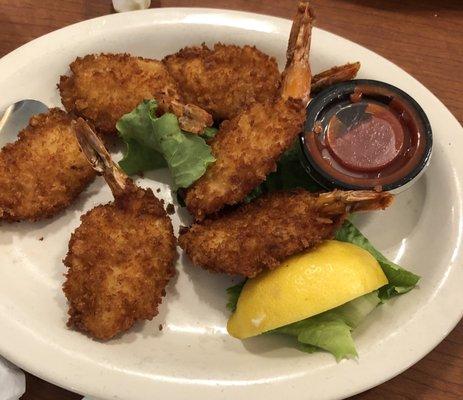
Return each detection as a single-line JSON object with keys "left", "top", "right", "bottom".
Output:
{"left": 163, "top": 43, "right": 281, "bottom": 121}
{"left": 184, "top": 1, "right": 314, "bottom": 220}
{"left": 63, "top": 119, "right": 176, "bottom": 340}
{"left": 0, "top": 109, "right": 96, "bottom": 222}
{"left": 58, "top": 53, "right": 212, "bottom": 135}
{"left": 179, "top": 189, "right": 393, "bottom": 278}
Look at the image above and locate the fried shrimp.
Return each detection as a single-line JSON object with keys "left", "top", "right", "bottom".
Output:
{"left": 179, "top": 190, "right": 393, "bottom": 278}
{"left": 184, "top": 2, "right": 314, "bottom": 220}
{"left": 164, "top": 45, "right": 358, "bottom": 123}
{"left": 163, "top": 43, "right": 281, "bottom": 121}
{"left": 59, "top": 53, "right": 212, "bottom": 135}
{"left": 0, "top": 109, "right": 96, "bottom": 222}
{"left": 63, "top": 119, "right": 176, "bottom": 340}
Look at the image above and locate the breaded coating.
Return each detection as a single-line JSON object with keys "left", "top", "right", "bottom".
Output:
{"left": 0, "top": 109, "right": 96, "bottom": 222}
{"left": 63, "top": 119, "right": 176, "bottom": 340}
{"left": 59, "top": 53, "right": 182, "bottom": 135}
{"left": 184, "top": 2, "right": 314, "bottom": 220}
{"left": 179, "top": 190, "right": 393, "bottom": 278}
{"left": 63, "top": 184, "right": 176, "bottom": 340}
{"left": 163, "top": 43, "right": 281, "bottom": 121}
{"left": 185, "top": 99, "right": 305, "bottom": 219}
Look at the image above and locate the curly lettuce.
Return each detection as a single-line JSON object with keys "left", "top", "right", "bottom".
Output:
{"left": 226, "top": 221, "right": 419, "bottom": 360}
{"left": 116, "top": 100, "right": 215, "bottom": 189}
{"left": 335, "top": 221, "right": 420, "bottom": 300}
{"left": 274, "top": 291, "right": 381, "bottom": 361}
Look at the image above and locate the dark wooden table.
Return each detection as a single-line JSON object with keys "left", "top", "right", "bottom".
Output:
{"left": 1, "top": 1, "right": 462, "bottom": 399}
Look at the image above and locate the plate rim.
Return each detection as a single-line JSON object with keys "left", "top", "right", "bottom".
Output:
{"left": 0, "top": 7, "right": 462, "bottom": 400}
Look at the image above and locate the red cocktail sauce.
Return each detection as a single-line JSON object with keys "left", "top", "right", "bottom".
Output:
{"left": 304, "top": 85, "right": 428, "bottom": 189}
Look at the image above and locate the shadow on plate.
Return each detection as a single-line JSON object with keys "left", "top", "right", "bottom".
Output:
{"left": 239, "top": 334, "right": 308, "bottom": 359}
{"left": 180, "top": 252, "right": 240, "bottom": 315}
{"left": 137, "top": 168, "right": 174, "bottom": 187}
{"left": 175, "top": 203, "right": 194, "bottom": 227}
{"left": 351, "top": 170, "right": 427, "bottom": 251}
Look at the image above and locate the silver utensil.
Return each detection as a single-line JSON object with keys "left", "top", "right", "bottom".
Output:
{"left": 0, "top": 100, "right": 48, "bottom": 146}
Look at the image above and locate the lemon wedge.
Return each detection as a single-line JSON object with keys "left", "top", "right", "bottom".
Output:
{"left": 227, "top": 240, "right": 388, "bottom": 339}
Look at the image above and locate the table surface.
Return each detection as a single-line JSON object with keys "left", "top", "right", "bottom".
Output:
{"left": 0, "top": 0, "right": 462, "bottom": 399}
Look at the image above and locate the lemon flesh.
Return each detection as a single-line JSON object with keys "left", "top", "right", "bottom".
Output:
{"left": 227, "top": 240, "right": 388, "bottom": 339}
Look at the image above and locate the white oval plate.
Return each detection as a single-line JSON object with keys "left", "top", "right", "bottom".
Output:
{"left": 0, "top": 8, "right": 462, "bottom": 400}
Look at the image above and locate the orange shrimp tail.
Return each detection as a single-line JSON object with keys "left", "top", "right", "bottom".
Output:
{"left": 73, "top": 118, "right": 129, "bottom": 198}
{"left": 314, "top": 190, "right": 394, "bottom": 216}
{"left": 281, "top": 1, "right": 315, "bottom": 105}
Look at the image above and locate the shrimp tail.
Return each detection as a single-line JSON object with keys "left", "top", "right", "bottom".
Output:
{"left": 156, "top": 87, "right": 213, "bottom": 134}
{"left": 314, "top": 190, "right": 394, "bottom": 216}
{"left": 281, "top": 1, "right": 315, "bottom": 105}
{"left": 73, "top": 118, "right": 128, "bottom": 198}
{"left": 311, "top": 62, "right": 361, "bottom": 94}
{"left": 165, "top": 99, "right": 213, "bottom": 134}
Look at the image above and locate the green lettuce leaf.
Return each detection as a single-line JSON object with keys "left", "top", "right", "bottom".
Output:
{"left": 273, "top": 291, "right": 381, "bottom": 361}
{"left": 116, "top": 100, "right": 215, "bottom": 189}
{"left": 225, "top": 220, "right": 419, "bottom": 310}
{"left": 225, "top": 220, "right": 419, "bottom": 359}
{"left": 201, "top": 126, "right": 219, "bottom": 141}
{"left": 118, "top": 139, "right": 166, "bottom": 175}
{"left": 297, "top": 343, "right": 319, "bottom": 353}
{"left": 335, "top": 221, "right": 420, "bottom": 300}
{"left": 226, "top": 280, "right": 381, "bottom": 361}
{"left": 226, "top": 281, "right": 246, "bottom": 312}
{"left": 265, "top": 141, "right": 322, "bottom": 192}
